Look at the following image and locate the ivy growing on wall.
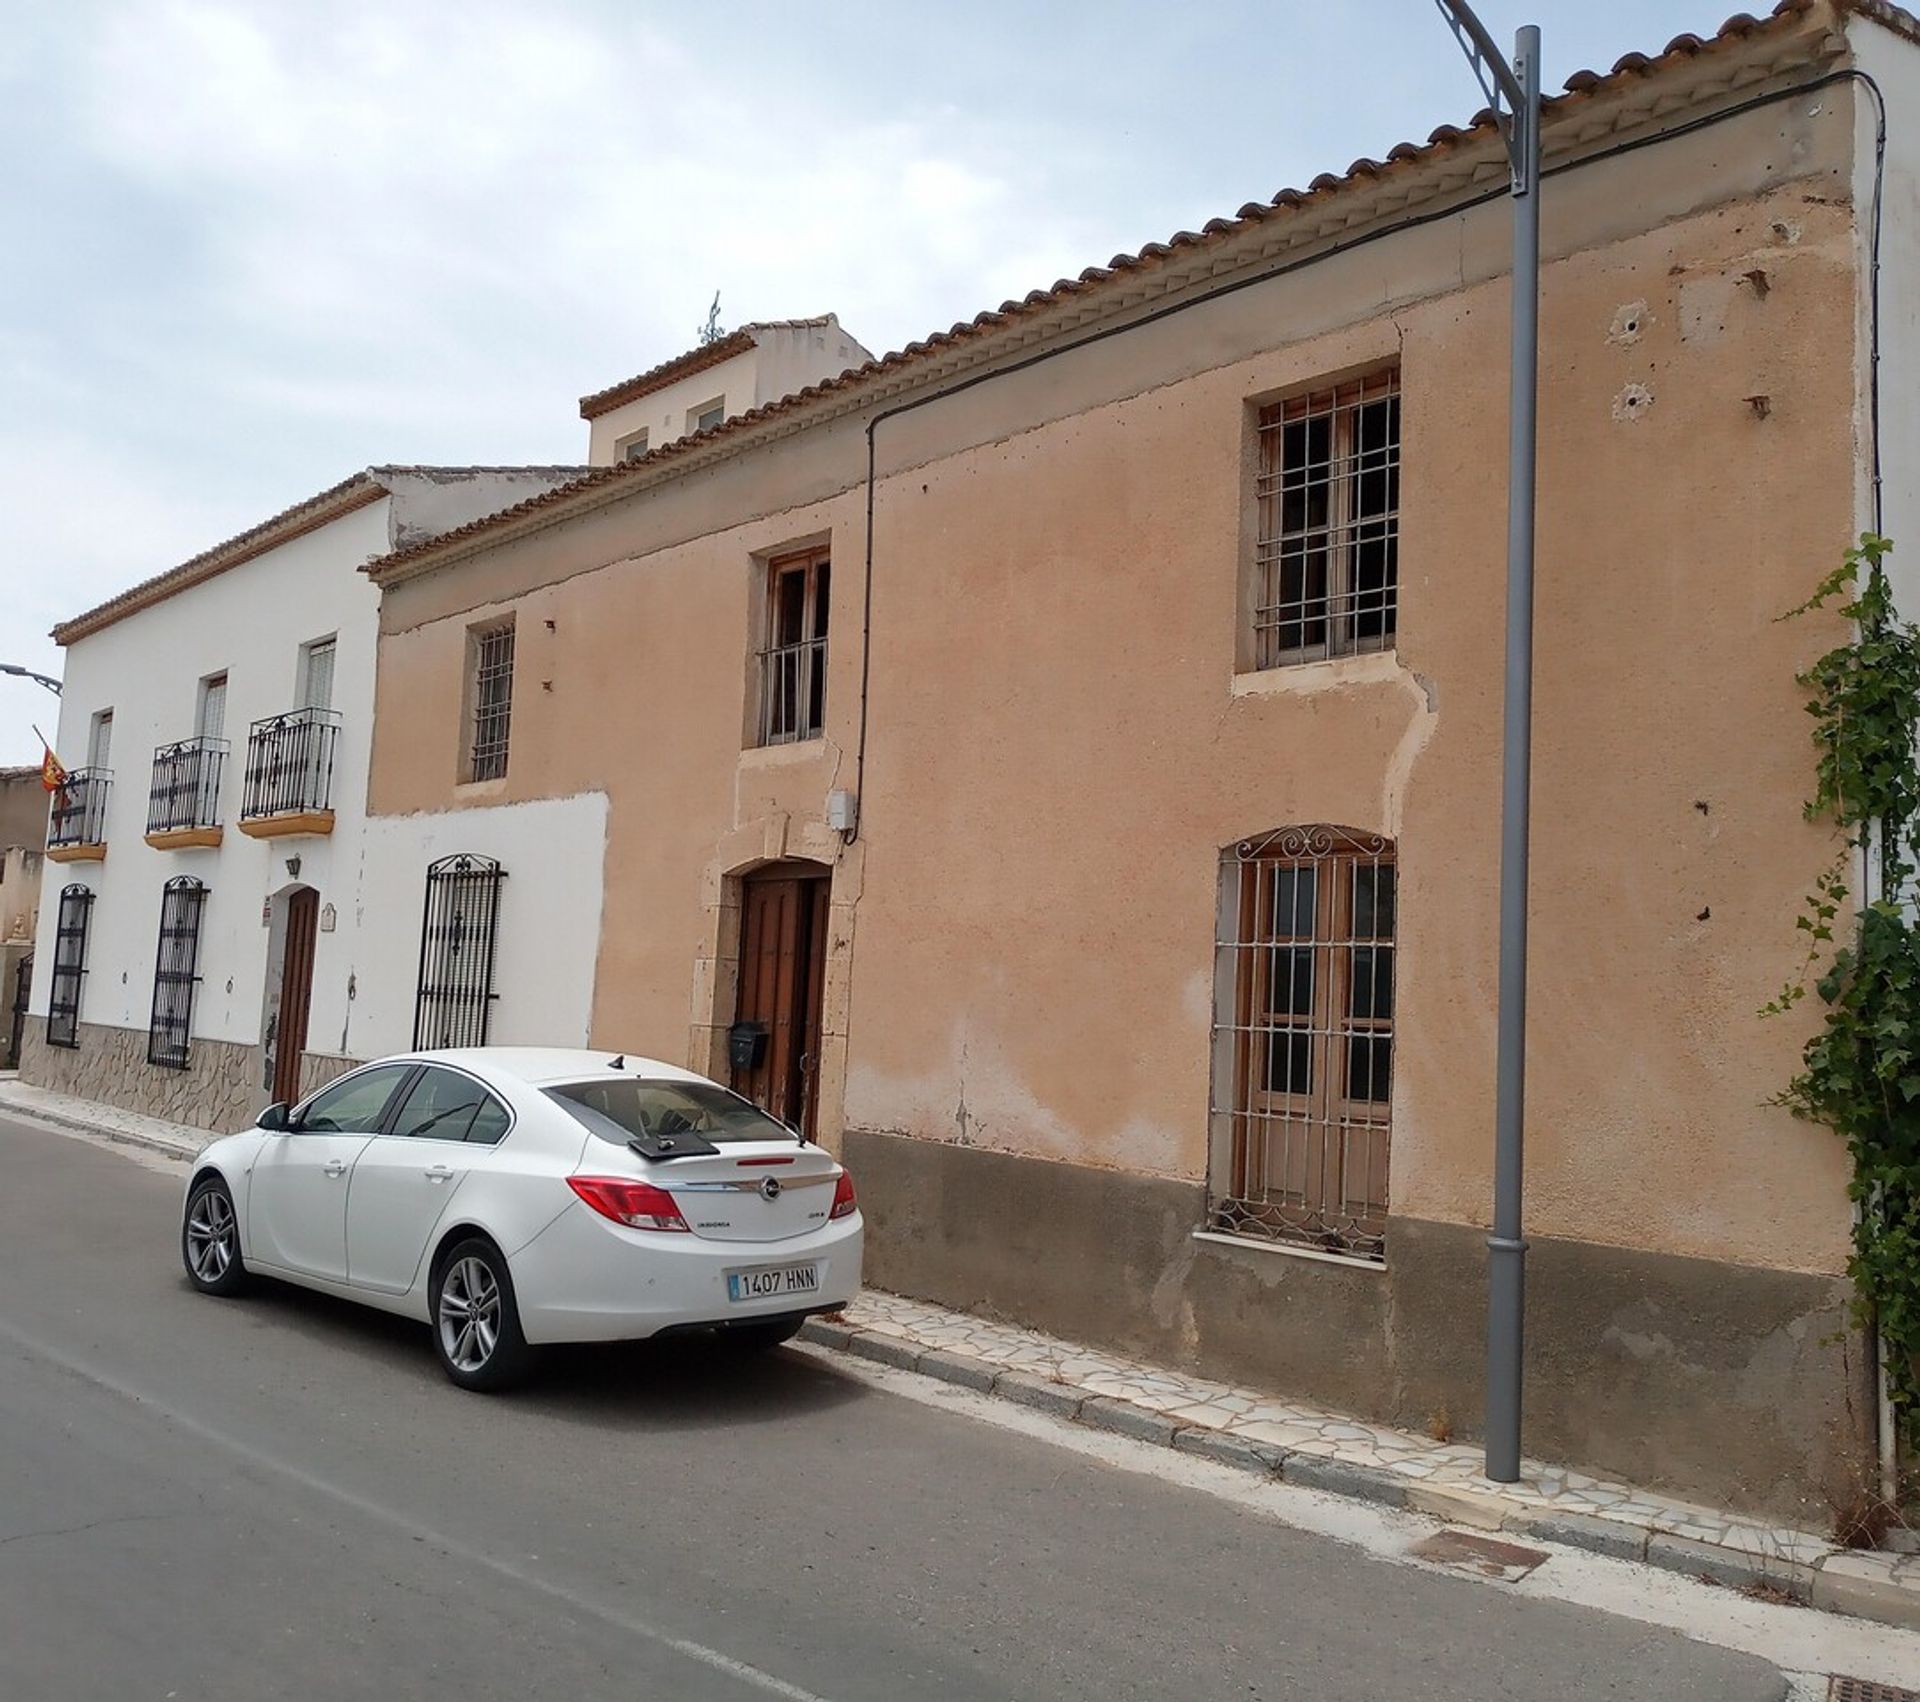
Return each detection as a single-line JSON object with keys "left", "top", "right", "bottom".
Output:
{"left": 1771, "top": 533, "right": 1920, "bottom": 1453}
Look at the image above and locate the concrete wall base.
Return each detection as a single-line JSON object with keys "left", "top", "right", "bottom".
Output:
{"left": 844, "top": 1127, "right": 1876, "bottom": 1526}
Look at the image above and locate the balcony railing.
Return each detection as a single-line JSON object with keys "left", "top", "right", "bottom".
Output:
{"left": 47, "top": 768, "right": 111, "bottom": 850}
{"left": 241, "top": 707, "right": 340, "bottom": 823}
{"left": 758, "top": 636, "right": 827, "bottom": 745}
{"left": 147, "top": 737, "right": 227, "bottom": 837}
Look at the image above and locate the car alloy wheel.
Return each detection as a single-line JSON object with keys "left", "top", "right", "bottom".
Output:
{"left": 438, "top": 1255, "right": 501, "bottom": 1373}
{"left": 430, "top": 1238, "right": 533, "bottom": 1391}
{"left": 182, "top": 1177, "right": 251, "bottom": 1297}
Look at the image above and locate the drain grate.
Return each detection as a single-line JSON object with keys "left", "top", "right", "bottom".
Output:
{"left": 1832, "top": 1679, "right": 1920, "bottom": 1702}
{"left": 1408, "top": 1529, "right": 1550, "bottom": 1582}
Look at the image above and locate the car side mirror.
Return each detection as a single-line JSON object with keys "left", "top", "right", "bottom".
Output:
{"left": 257, "top": 1102, "right": 292, "bottom": 1132}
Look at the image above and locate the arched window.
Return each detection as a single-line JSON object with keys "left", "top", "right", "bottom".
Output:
{"left": 149, "top": 876, "right": 208, "bottom": 1069}
{"left": 1209, "top": 827, "right": 1395, "bottom": 1260}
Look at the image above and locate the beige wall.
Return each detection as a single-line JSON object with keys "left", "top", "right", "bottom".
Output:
{"left": 374, "top": 94, "right": 1863, "bottom": 1282}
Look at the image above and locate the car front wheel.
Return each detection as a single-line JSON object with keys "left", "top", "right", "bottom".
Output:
{"left": 182, "top": 1176, "right": 251, "bottom": 1297}
{"left": 431, "top": 1238, "right": 532, "bottom": 1392}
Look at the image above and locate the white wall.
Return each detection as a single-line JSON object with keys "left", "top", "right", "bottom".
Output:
{"left": 748, "top": 318, "right": 872, "bottom": 409}
{"left": 348, "top": 793, "right": 609, "bottom": 1057}
{"left": 587, "top": 347, "right": 762, "bottom": 465}
{"left": 583, "top": 318, "right": 873, "bottom": 465}
{"left": 30, "top": 498, "right": 390, "bottom": 1055}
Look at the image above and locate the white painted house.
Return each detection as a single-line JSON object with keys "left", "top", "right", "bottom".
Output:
{"left": 21, "top": 465, "right": 607, "bottom": 1130}
{"left": 580, "top": 315, "right": 873, "bottom": 466}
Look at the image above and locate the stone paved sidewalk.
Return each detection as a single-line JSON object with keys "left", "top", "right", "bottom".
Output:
{"left": 801, "top": 1290, "right": 1920, "bottom": 1632}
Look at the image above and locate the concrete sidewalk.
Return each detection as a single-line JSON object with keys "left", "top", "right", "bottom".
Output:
{"left": 6, "top": 1072, "right": 1914, "bottom": 1635}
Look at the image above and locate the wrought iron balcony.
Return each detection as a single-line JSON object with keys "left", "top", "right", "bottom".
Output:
{"left": 146, "top": 737, "right": 227, "bottom": 848}
{"left": 239, "top": 707, "right": 340, "bottom": 837}
{"left": 46, "top": 768, "right": 111, "bottom": 860}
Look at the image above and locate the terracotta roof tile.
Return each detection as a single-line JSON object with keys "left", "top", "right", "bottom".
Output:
{"left": 370, "top": 0, "right": 1846, "bottom": 585}
{"left": 53, "top": 465, "right": 589, "bottom": 645}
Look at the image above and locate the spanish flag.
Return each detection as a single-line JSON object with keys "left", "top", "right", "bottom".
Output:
{"left": 39, "top": 738, "right": 66, "bottom": 794}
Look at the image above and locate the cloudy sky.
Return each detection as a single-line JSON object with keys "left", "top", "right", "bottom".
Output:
{"left": 2, "top": 0, "right": 1722, "bottom": 765}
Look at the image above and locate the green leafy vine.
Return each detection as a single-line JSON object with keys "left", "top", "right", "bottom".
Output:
{"left": 1771, "top": 533, "right": 1920, "bottom": 1453}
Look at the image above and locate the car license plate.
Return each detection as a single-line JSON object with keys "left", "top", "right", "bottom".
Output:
{"left": 726, "top": 1262, "right": 821, "bottom": 1303}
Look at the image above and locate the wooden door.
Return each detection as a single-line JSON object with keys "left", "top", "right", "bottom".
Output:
{"left": 273, "top": 888, "right": 319, "bottom": 1105}
{"left": 733, "top": 866, "right": 830, "bottom": 1137}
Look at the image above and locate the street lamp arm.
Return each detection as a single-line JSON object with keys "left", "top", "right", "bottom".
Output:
{"left": 1433, "top": 0, "right": 1525, "bottom": 115}
{"left": 0, "top": 663, "right": 61, "bottom": 697}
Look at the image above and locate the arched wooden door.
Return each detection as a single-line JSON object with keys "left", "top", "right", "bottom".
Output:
{"left": 732, "top": 863, "right": 830, "bottom": 1138}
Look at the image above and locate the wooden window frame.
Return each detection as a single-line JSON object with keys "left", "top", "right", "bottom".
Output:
{"left": 756, "top": 547, "right": 830, "bottom": 746}
{"left": 1251, "top": 367, "right": 1401, "bottom": 670}
{"left": 1209, "top": 827, "right": 1395, "bottom": 1260}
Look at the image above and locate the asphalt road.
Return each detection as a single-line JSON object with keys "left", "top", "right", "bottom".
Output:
{"left": 0, "top": 1115, "right": 1792, "bottom": 1702}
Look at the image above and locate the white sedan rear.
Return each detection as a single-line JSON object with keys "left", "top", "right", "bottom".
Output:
{"left": 179, "top": 1047, "right": 863, "bottom": 1388}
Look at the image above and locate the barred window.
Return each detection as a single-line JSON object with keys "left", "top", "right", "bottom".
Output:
{"left": 1209, "top": 827, "right": 1395, "bottom": 1260}
{"left": 47, "top": 883, "right": 95, "bottom": 1050}
{"left": 414, "top": 854, "right": 506, "bottom": 1049}
{"left": 1253, "top": 368, "right": 1400, "bottom": 669}
{"left": 148, "top": 876, "right": 208, "bottom": 1070}
{"left": 468, "top": 622, "right": 515, "bottom": 782}
{"left": 758, "top": 548, "right": 829, "bottom": 745}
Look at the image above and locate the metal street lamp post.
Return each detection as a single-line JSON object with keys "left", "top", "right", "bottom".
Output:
{"left": 1433, "top": 0, "right": 1542, "bottom": 1485}
{"left": 0, "top": 663, "right": 61, "bottom": 697}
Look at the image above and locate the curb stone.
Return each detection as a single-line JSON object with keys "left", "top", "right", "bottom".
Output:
{"left": 845, "top": 1332, "right": 923, "bottom": 1374}
{"left": 1173, "top": 1428, "right": 1287, "bottom": 1476}
{"left": 991, "top": 1373, "right": 1084, "bottom": 1421}
{"left": 1522, "top": 1511, "right": 1649, "bottom": 1564}
{"left": 915, "top": 1348, "right": 998, "bottom": 1394}
{"left": 1285, "top": 1452, "right": 1410, "bottom": 1510}
{"left": 799, "top": 1319, "right": 856, "bottom": 1352}
{"left": 1645, "top": 1534, "right": 1813, "bottom": 1600}
{"left": 1079, "top": 1397, "right": 1185, "bottom": 1448}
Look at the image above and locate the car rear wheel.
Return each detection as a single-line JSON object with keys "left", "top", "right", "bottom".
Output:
{"left": 432, "top": 1238, "right": 532, "bottom": 1392}
{"left": 720, "top": 1315, "right": 807, "bottom": 1353}
{"left": 182, "top": 1176, "right": 251, "bottom": 1297}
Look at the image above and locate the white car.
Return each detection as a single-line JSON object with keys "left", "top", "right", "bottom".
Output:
{"left": 179, "top": 1047, "right": 863, "bottom": 1389}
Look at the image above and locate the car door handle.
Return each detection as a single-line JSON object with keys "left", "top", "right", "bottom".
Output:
{"left": 322, "top": 1160, "right": 348, "bottom": 1178}
{"left": 424, "top": 1165, "right": 455, "bottom": 1183}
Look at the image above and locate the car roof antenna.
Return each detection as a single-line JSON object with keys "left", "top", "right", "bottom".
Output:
{"left": 610, "top": 1054, "right": 625, "bottom": 1070}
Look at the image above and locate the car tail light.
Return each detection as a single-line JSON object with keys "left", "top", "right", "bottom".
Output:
{"left": 567, "top": 1175, "right": 689, "bottom": 1232}
{"left": 829, "top": 1169, "right": 857, "bottom": 1221}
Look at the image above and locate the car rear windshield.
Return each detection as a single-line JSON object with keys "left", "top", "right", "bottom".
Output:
{"left": 546, "top": 1079, "right": 795, "bottom": 1147}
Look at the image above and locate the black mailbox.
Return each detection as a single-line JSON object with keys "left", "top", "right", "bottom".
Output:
{"left": 728, "top": 1019, "right": 769, "bottom": 1072}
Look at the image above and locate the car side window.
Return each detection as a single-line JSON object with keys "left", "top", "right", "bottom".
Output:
{"left": 387, "top": 1066, "right": 501, "bottom": 1143}
{"left": 466, "top": 1098, "right": 510, "bottom": 1147}
{"left": 298, "top": 1066, "right": 414, "bottom": 1135}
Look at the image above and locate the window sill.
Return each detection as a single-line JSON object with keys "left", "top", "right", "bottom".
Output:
{"left": 1190, "top": 1229, "right": 1387, "bottom": 1272}
{"left": 454, "top": 776, "right": 510, "bottom": 800}
{"left": 1231, "top": 650, "right": 1401, "bottom": 698}
{"left": 741, "top": 737, "right": 827, "bottom": 765}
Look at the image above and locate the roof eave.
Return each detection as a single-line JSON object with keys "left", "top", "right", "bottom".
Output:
{"left": 51, "top": 475, "right": 388, "bottom": 647}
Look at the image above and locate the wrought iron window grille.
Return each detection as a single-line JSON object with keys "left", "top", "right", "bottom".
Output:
{"left": 413, "top": 854, "right": 506, "bottom": 1049}
{"left": 1209, "top": 826, "right": 1396, "bottom": 1261}
{"left": 1254, "top": 368, "right": 1401, "bottom": 669}
{"left": 148, "top": 876, "right": 207, "bottom": 1069}
{"left": 47, "top": 883, "right": 94, "bottom": 1049}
